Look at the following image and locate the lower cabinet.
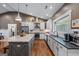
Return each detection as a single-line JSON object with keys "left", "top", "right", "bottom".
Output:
{"left": 68, "top": 49, "right": 79, "bottom": 56}
{"left": 48, "top": 36, "right": 67, "bottom": 56}
{"left": 53, "top": 40, "right": 58, "bottom": 56}
{"left": 48, "top": 36, "right": 79, "bottom": 56}
{"left": 57, "top": 43, "right": 67, "bottom": 56}
{"left": 8, "top": 37, "right": 34, "bottom": 56}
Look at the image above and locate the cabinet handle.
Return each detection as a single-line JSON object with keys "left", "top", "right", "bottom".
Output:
{"left": 17, "top": 45, "right": 21, "bottom": 47}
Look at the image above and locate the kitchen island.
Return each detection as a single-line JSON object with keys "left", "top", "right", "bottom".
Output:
{"left": 0, "top": 34, "right": 35, "bottom": 56}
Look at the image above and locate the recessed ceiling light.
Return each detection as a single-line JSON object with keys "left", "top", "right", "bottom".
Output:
{"left": 46, "top": 14, "right": 48, "bottom": 16}
{"left": 50, "top": 6, "right": 53, "bottom": 9}
{"left": 30, "top": 13, "right": 32, "bottom": 15}
{"left": 41, "top": 16, "right": 43, "bottom": 18}
{"left": 2, "top": 4, "right": 6, "bottom": 7}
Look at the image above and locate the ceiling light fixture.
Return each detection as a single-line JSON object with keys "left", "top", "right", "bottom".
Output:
{"left": 46, "top": 14, "right": 48, "bottom": 16}
{"left": 30, "top": 13, "right": 32, "bottom": 15}
{"left": 41, "top": 16, "right": 43, "bottom": 18}
{"left": 2, "top": 4, "right": 6, "bottom": 7}
{"left": 15, "top": 3, "right": 22, "bottom": 22}
{"left": 50, "top": 6, "right": 53, "bottom": 9}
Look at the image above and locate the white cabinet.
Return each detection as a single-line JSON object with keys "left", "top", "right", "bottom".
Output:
{"left": 40, "top": 34, "right": 45, "bottom": 39}
{"left": 53, "top": 40, "right": 58, "bottom": 56}
{"left": 29, "top": 22, "right": 34, "bottom": 31}
{"left": 48, "top": 36, "right": 58, "bottom": 55}
{"left": 46, "top": 19, "right": 52, "bottom": 32}
{"left": 57, "top": 43, "right": 67, "bottom": 56}
{"left": 40, "top": 22, "right": 45, "bottom": 30}
{"left": 48, "top": 36, "right": 67, "bottom": 56}
{"left": 21, "top": 22, "right": 29, "bottom": 26}
{"left": 48, "top": 36, "right": 51, "bottom": 48}
{"left": 40, "top": 22, "right": 45, "bottom": 39}
{"left": 68, "top": 49, "right": 79, "bottom": 56}
{"left": 21, "top": 22, "right": 34, "bottom": 32}
{"left": 48, "top": 36, "right": 53, "bottom": 49}
{"left": 48, "top": 36, "right": 79, "bottom": 56}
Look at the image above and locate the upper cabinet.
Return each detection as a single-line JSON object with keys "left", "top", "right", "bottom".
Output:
{"left": 46, "top": 18, "right": 53, "bottom": 31}
{"left": 21, "top": 22, "right": 34, "bottom": 31}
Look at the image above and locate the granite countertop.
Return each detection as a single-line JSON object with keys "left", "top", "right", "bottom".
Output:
{"left": 49, "top": 35, "right": 79, "bottom": 49}
{"left": 0, "top": 34, "right": 34, "bottom": 42}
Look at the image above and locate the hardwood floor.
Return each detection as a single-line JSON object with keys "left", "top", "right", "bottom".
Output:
{"left": 32, "top": 39, "right": 54, "bottom": 56}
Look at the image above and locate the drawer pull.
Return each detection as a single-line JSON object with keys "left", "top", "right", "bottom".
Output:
{"left": 17, "top": 45, "right": 21, "bottom": 47}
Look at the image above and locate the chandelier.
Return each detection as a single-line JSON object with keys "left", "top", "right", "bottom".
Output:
{"left": 15, "top": 3, "right": 22, "bottom": 22}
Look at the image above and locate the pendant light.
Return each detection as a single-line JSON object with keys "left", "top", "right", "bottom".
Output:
{"left": 15, "top": 3, "right": 22, "bottom": 22}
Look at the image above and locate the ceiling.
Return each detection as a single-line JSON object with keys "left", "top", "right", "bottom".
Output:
{"left": 0, "top": 3, "right": 64, "bottom": 19}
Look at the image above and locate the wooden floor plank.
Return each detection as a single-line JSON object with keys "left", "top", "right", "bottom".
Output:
{"left": 32, "top": 39, "right": 54, "bottom": 56}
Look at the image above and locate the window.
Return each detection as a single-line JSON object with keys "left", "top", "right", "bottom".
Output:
{"left": 55, "top": 15, "right": 70, "bottom": 32}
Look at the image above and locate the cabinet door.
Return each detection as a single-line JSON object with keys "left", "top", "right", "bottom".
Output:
{"left": 40, "top": 34, "right": 45, "bottom": 39}
{"left": 57, "top": 43, "right": 67, "bottom": 56}
{"left": 51, "top": 39, "right": 55, "bottom": 53}
{"left": 48, "top": 37, "right": 53, "bottom": 50}
{"left": 29, "top": 22, "right": 34, "bottom": 30}
{"left": 68, "top": 49, "right": 79, "bottom": 56}
{"left": 21, "top": 22, "right": 28, "bottom": 26}
{"left": 48, "top": 37, "right": 51, "bottom": 49}
{"left": 53, "top": 40, "right": 58, "bottom": 56}
{"left": 49, "top": 37, "right": 53, "bottom": 50}
{"left": 40, "top": 22, "right": 45, "bottom": 30}
{"left": 48, "top": 36, "right": 58, "bottom": 56}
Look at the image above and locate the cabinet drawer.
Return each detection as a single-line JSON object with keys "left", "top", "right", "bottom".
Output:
{"left": 58, "top": 43, "right": 67, "bottom": 56}
{"left": 58, "top": 43, "right": 67, "bottom": 51}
